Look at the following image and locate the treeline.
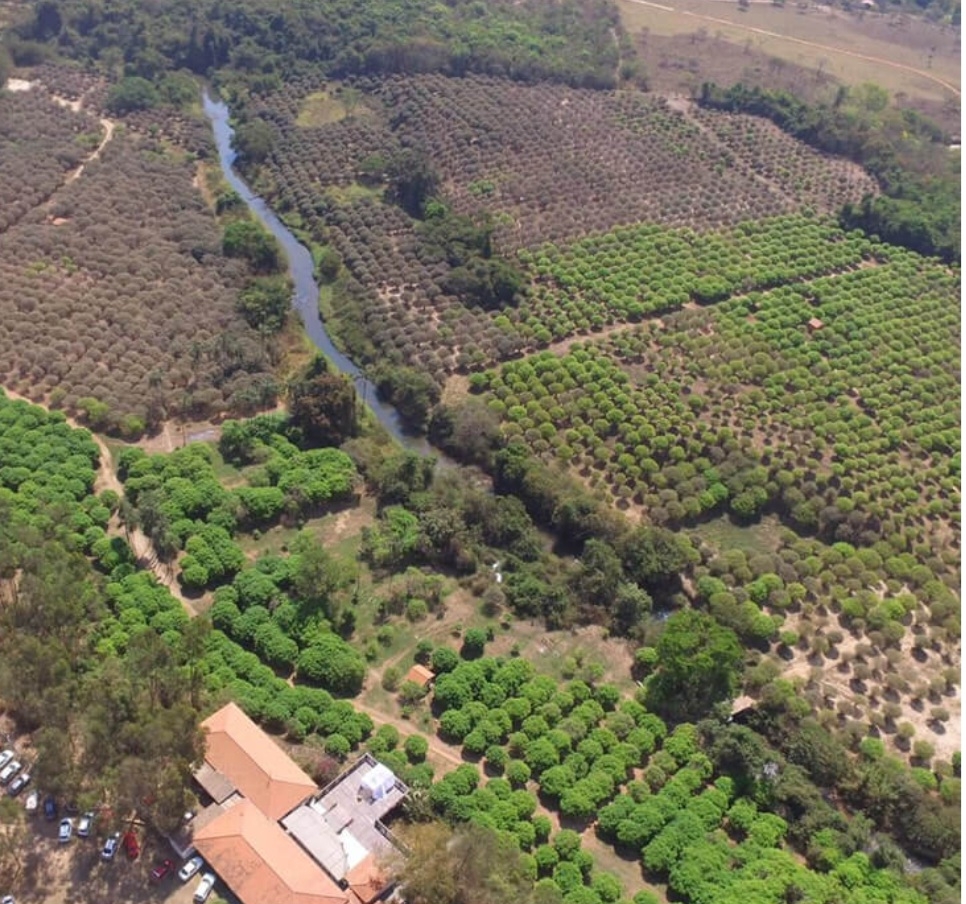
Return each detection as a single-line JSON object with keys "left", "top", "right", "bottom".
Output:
{"left": 697, "top": 82, "right": 960, "bottom": 262}
{"left": 13, "top": 0, "right": 628, "bottom": 90}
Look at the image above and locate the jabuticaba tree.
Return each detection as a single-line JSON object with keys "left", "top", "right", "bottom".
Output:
{"left": 16, "top": 0, "right": 628, "bottom": 89}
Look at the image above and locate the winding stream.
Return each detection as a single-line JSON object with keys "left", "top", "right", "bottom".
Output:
{"left": 203, "top": 90, "right": 434, "bottom": 455}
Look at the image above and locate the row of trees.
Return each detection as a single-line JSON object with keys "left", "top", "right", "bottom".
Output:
{"left": 697, "top": 81, "right": 960, "bottom": 262}
{"left": 413, "top": 636, "right": 954, "bottom": 903}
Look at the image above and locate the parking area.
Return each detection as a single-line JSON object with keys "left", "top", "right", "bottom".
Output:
{"left": 3, "top": 815, "right": 212, "bottom": 904}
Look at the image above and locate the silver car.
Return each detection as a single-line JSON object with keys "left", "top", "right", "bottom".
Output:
{"left": 193, "top": 872, "right": 215, "bottom": 903}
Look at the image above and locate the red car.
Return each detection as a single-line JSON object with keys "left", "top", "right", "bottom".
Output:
{"left": 150, "top": 859, "right": 174, "bottom": 883}
{"left": 122, "top": 830, "right": 140, "bottom": 860}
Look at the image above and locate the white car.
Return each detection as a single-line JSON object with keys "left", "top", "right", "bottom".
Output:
{"left": 24, "top": 789, "right": 39, "bottom": 814}
{"left": 101, "top": 832, "right": 120, "bottom": 861}
{"left": 193, "top": 872, "right": 216, "bottom": 903}
{"left": 58, "top": 818, "right": 73, "bottom": 843}
{"left": 0, "top": 760, "right": 20, "bottom": 785}
{"left": 0, "top": 750, "right": 14, "bottom": 771}
{"left": 2, "top": 894, "right": 15, "bottom": 904}
{"left": 179, "top": 855, "right": 204, "bottom": 882}
{"left": 77, "top": 812, "right": 95, "bottom": 837}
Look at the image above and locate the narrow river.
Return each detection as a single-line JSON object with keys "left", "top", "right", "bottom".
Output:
{"left": 202, "top": 90, "right": 435, "bottom": 455}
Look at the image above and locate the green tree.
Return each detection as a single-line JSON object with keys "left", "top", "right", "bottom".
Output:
{"left": 222, "top": 220, "right": 282, "bottom": 273}
{"left": 646, "top": 610, "right": 743, "bottom": 721}
{"left": 106, "top": 76, "right": 160, "bottom": 113}
{"left": 289, "top": 357, "right": 358, "bottom": 446}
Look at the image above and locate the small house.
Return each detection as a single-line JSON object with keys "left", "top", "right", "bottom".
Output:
{"left": 807, "top": 317, "right": 824, "bottom": 332}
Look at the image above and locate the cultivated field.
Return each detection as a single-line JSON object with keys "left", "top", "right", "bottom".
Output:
{"left": 0, "top": 71, "right": 278, "bottom": 437}
{"left": 254, "top": 74, "right": 879, "bottom": 377}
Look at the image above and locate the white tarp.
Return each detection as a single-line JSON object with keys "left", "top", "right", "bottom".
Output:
{"left": 360, "top": 764, "right": 395, "bottom": 802}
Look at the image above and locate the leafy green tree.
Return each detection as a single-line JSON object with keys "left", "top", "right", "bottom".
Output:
{"left": 234, "top": 117, "right": 276, "bottom": 163}
{"left": 298, "top": 633, "right": 366, "bottom": 695}
{"left": 222, "top": 220, "right": 281, "bottom": 273}
{"left": 106, "top": 76, "right": 160, "bottom": 113}
{"left": 646, "top": 610, "right": 743, "bottom": 721}
{"left": 237, "top": 275, "right": 292, "bottom": 333}
{"left": 289, "top": 357, "right": 358, "bottom": 446}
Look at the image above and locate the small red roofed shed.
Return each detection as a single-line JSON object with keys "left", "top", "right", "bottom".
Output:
{"left": 807, "top": 317, "right": 824, "bottom": 332}
{"left": 404, "top": 664, "right": 435, "bottom": 689}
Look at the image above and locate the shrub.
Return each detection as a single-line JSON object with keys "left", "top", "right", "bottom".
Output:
{"left": 404, "top": 735, "right": 429, "bottom": 764}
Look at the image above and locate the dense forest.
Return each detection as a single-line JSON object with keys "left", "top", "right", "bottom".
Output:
{"left": 9, "top": 0, "right": 629, "bottom": 89}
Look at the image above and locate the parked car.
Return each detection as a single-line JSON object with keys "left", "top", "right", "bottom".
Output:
{"left": 122, "top": 830, "right": 140, "bottom": 860}
{"left": 58, "top": 818, "right": 73, "bottom": 844}
{"left": 0, "top": 761, "right": 21, "bottom": 785}
{"left": 178, "top": 855, "right": 204, "bottom": 882}
{"left": 77, "top": 812, "right": 95, "bottom": 837}
{"left": 43, "top": 796, "right": 57, "bottom": 821}
{"left": 150, "top": 859, "right": 174, "bottom": 883}
{"left": 6, "top": 770, "right": 29, "bottom": 797}
{"left": 193, "top": 872, "right": 216, "bottom": 904}
{"left": 0, "top": 750, "right": 14, "bottom": 771}
{"left": 2, "top": 894, "right": 14, "bottom": 904}
{"left": 100, "top": 832, "right": 120, "bottom": 861}
{"left": 24, "top": 790, "right": 39, "bottom": 814}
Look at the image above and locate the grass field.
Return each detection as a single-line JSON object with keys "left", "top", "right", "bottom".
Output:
{"left": 620, "top": 0, "right": 960, "bottom": 109}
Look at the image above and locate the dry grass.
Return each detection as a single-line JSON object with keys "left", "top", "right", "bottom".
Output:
{"left": 619, "top": 0, "right": 960, "bottom": 108}
{"left": 295, "top": 89, "right": 374, "bottom": 128}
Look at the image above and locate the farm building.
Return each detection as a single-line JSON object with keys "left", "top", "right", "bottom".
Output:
{"left": 175, "top": 702, "right": 407, "bottom": 904}
{"left": 404, "top": 664, "right": 436, "bottom": 689}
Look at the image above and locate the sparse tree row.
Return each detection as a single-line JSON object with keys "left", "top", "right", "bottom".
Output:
{"left": 0, "top": 82, "right": 279, "bottom": 436}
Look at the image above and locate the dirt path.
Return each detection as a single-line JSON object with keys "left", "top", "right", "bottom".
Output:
{"left": 624, "top": 0, "right": 960, "bottom": 98}
{"left": 353, "top": 700, "right": 466, "bottom": 768}
{"left": 64, "top": 116, "right": 116, "bottom": 184}
{"left": 1, "top": 385, "right": 195, "bottom": 615}
{"left": 48, "top": 90, "right": 117, "bottom": 185}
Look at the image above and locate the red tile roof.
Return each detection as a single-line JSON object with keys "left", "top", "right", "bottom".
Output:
{"left": 194, "top": 799, "right": 348, "bottom": 904}
{"left": 202, "top": 702, "right": 317, "bottom": 821}
{"left": 404, "top": 664, "right": 435, "bottom": 687}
